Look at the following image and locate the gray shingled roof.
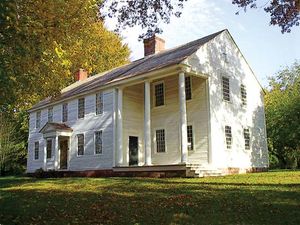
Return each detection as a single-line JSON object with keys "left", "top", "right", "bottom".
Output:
{"left": 30, "top": 30, "right": 225, "bottom": 111}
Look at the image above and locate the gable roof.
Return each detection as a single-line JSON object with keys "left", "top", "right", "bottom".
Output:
{"left": 30, "top": 29, "right": 225, "bottom": 111}
{"left": 39, "top": 122, "right": 73, "bottom": 134}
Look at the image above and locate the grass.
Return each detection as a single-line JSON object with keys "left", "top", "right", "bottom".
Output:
{"left": 0, "top": 171, "right": 300, "bottom": 225}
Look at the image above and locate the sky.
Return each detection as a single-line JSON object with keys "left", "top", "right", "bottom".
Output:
{"left": 105, "top": 0, "right": 300, "bottom": 86}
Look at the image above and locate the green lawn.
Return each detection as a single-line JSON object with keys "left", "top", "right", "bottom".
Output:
{"left": 0, "top": 171, "right": 300, "bottom": 225}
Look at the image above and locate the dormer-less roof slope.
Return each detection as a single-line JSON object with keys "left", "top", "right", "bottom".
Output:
{"left": 30, "top": 30, "right": 225, "bottom": 111}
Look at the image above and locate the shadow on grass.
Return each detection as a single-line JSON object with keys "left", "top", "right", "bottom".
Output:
{"left": 1, "top": 176, "right": 300, "bottom": 225}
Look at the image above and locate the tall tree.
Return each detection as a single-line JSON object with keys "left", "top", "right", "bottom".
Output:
{"left": 265, "top": 62, "right": 300, "bottom": 168}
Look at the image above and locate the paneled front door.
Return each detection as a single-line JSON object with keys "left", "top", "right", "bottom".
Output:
{"left": 129, "top": 136, "right": 138, "bottom": 166}
{"left": 59, "top": 139, "right": 68, "bottom": 169}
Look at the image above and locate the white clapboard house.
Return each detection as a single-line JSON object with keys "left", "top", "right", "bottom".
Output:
{"left": 27, "top": 30, "right": 269, "bottom": 177}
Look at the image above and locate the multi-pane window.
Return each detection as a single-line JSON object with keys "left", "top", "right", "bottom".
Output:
{"left": 185, "top": 76, "right": 192, "bottom": 100}
{"left": 36, "top": 111, "right": 41, "bottom": 128}
{"left": 34, "top": 142, "right": 39, "bottom": 160}
{"left": 96, "top": 92, "right": 103, "bottom": 115}
{"left": 244, "top": 128, "right": 250, "bottom": 150}
{"left": 156, "top": 129, "right": 166, "bottom": 153}
{"left": 241, "top": 84, "right": 247, "bottom": 106}
{"left": 77, "top": 134, "right": 84, "bottom": 156}
{"left": 225, "top": 126, "right": 232, "bottom": 149}
{"left": 222, "top": 76, "right": 230, "bottom": 102}
{"left": 46, "top": 139, "right": 52, "bottom": 159}
{"left": 48, "top": 107, "right": 53, "bottom": 122}
{"left": 62, "top": 103, "right": 68, "bottom": 122}
{"left": 78, "top": 98, "right": 85, "bottom": 119}
{"left": 187, "top": 125, "right": 194, "bottom": 151}
{"left": 154, "top": 83, "right": 164, "bottom": 106}
{"left": 95, "top": 131, "right": 103, "bottom": 154}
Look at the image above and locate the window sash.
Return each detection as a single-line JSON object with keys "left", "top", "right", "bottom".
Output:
{"left": 34, "top": 142, "right": 39, "bottom": 160}
{"left": 156, "top": 129, "right": 165, "bottom": 152}
{"left": 225, "top": 126, "right": 232, "bottom": 149}
{"left": 36, "top": 111, "right": 41, "bottom": 128}
{"left": 62, "top": 103, "right": 68, "bottom": 122}
{"left": 96, "top": 93, "right": 103, "bottom": 115}
{"left": 187, "top": 125, "right": 194, "bottom": 151}
{"left": 244, "top": 128, "right": 250, "bottom": 150}
{"left": 46, "top": 139, "right": 52, "bottom": 159}
{"left": 48, "top": 107, "right": 53, "bottom": 122}
{"left": 77, "top": 134, "right": 84, "bottom": 155}
{"left": 155, "top": 83, "right": 164, "bottom": 106}
{"left": 78, "top": 98, "right": 85, "bottom": 119}
{"left": 241, "top": 84, "right": 247, "bottom": 106}
{"left": 222, "top": 77, "right": 230, "bottom": 102}
{"left": 185, "top": 76, "right": 192, "bottom": 100}
{"left": 95, "top": 131, "right": 103, "bottom": 154}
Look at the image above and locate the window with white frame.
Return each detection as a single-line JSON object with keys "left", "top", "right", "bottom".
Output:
{"left": 187, "top": 125, "right": 194, "bottom": 151}
{"left": 222, "top": 76, "right": 230, "bottom": 102}
{"left": 96, "top": 92, "right": 103, "bottom": 115}
{"left": 156, "top": 129, "right": 165, "bottom": 153}
{"left": 34, "top": 141, "right": 39, "bottom": 160}
{"left": 95, "top": 131, "right": 103, "bottom": 154}
{"left": 78, "top": 98, "right": 85, "bottom": 119}
{"left": 36, "top": 111, "right": 41, "bottom": 128}
{"left": 46, "top": 139, "right": 52, "bottom": 159}
{"left": 185, "top": 76, "right": 192, "bottom": 100}
{"left": 241, "top": 84, "right": 247, "bottom": 106}
{"left": 48, "top": 107, "right": 53, "bottom": 122}
{"left": 244, "top": 128, "right": 250, "bottom": 150}
{"left": 225, "top": 126, "right": 232, "bottom": 149}
{"left": 154, "top": 82, "right": 164, "bottom": 107}
{"left": 77, "top": 134, "right": 84, "bottom": 156}
{"left": 62, "top": 103, "right": 68, "bottom": 122}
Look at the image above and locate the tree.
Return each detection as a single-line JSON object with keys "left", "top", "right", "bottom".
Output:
{"left": 265, "top": 62, "right": 300, "bottom": 168}
{"left": 100, "top": 0, "right": 300, "bottom": 37}
{"left": 0, "top": 0, "right": 130, "bottom": 174}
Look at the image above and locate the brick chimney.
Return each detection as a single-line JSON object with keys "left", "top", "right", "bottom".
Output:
{"left": 143, "top": 35, "right": 165, "bottom": 57}
{"left": 75, "top": 69, "right": 88, "bottom": 82}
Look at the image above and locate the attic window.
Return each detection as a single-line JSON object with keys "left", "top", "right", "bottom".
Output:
{"left": 222, "top": 76, "right": 230, "bottom": 102}
{"left": 222, "top": 52, "right": 229, "bottom": 63}
{"left": 241, "top": 84, "right": 247, "bottom": 106}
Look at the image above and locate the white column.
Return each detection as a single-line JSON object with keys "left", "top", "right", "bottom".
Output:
{"left": 117, "top": 88, "right": 123, "bottom": 166}
{"left": 54, "top": 136, "right": 59, "bottom": 170}
{"left": 43, "top": 139, "right": 47, "bottom": 170}
{"left": 179, "top": 72, "right": 188, "bottom": 163}
{"left": 144, "top": 81, "right": 152, "bottom": 165}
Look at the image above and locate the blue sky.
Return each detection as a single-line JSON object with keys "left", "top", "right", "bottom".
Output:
{"left": 106, "top": 0, "right": 300, "bottom": 86}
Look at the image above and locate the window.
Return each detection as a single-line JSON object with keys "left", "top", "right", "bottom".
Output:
{"left": 244, "top": 128, "right": 250, "bottom": 150}
{"left": 156, "top": 129, "right": 165, "bottom": 153}
{"left": 36, "top": 111, "right": 41, "bottom": 128}
{"left": 78, "top": 98, "right": 85, "bottom": 119}
{"left": 46, "top": 139, "right": 52, "bottom": 159}
{"left": 154, "top": 82, "right": 164, "bottom": 106}
{"left": 62, "top": 103, "right": 68, "bottom": 122}
{"left": 241, "top": 84, "right": 247, "bottom": 106}
{"left": 96, "top": 92, "right": 103, "bottom": 115}
{"left": 185, "top": 76, "right": 192, "bottom": 100}
{"left": 48, "top": 107, "right": 53, "bottom": 122}
{"left": 225, "top": 126, "right": 232, "bottom": 149}
{"left": 95, "top": 131, "right": 103, "bottom": 154}
{"left": 34, "top": 142, "right": 39, "bottom": 160}
{"left": 77, "top": 134, "right": 84, "bottom": 156}
{"left": 187, "top": 125, "right": 194, "bottom": 151}
{"left": 222, "top": 76, "right": 230, "bottom": 102}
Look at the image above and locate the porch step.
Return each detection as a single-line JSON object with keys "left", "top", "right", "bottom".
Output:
{"left": 186, "top": 164, "right": 225, "bottom": 178}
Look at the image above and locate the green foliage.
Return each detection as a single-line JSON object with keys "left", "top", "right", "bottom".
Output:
{"left": 265, "top": 62, "right": 300, "bottom": 168}
{"left": 0, "top": 0, "right": 130, "bottom": 174}
{"left": 1, "top": 171, "right": 300, "bottom": 224}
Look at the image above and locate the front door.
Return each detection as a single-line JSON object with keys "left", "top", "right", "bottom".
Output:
{"left": 129, "top": 136, "right": 138, "bottom": 166}
{"left": 59, "top": 139, "right": 68, "bottom": 169}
